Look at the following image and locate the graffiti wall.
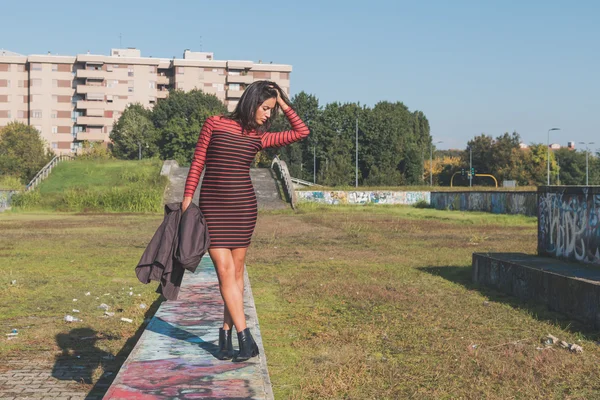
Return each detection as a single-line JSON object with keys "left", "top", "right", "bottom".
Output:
{"left": 430, "top": 191, "right": 537, "bottom": 216}
{"left": 0, "top": 190, "right": 18, "bottom": 212}
{"left": 538, "top": 186, "right": 600, "bottom": 265}
{"left": 296, "top": 191, "right": 431, "bottom": 206}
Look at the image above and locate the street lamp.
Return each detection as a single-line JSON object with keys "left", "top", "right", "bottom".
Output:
{"left": 468, "top": 145, "right": 473, "bottom": 187}
{"left": 579, "top": 141, "right": 595, "bottom": 186}
{"left": 547, "top": 128, "right": 560, "bottom": 185}
{"left": 430, "top": 140, "right": 443, "bottom": 186}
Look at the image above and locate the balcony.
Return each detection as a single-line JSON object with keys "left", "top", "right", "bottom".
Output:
{"left": 157, "top": 89, "right": 169, "bottom": 99}
{"left": 77, "top": 116, "right": 110, "bottom": 126}
{"left": 76, "top": 84, "right": 105, "bottom": 94}
{"left": 77, "top": 69, "right": 108, "bottom": 80}
{"left": 75, "top": 131, "right": 106, "bottom": 141}
{"left": 77, "top": 100, "right": 105, "bottom": 109}
{"left": 226, "top": 89, "right": 244, "bottom": 99}
{"left": 157, "top": 75, "right": 170, "bottom": 85}
{"left": 226, "top": 74, "right": 253, "bottom": 84}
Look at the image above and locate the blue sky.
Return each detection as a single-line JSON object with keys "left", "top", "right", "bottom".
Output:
{"left": 2, "top": 0, "right": 598, "bottom": 150}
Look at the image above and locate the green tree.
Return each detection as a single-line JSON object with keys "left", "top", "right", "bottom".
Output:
{"left": 152, "top": 90, "right": 227, "bottom": 165}
{"left": 554, "top": 148, "right": 586, "bottom": 185}
{"left": 317, "top": 102, "right": 360, "bottom": 186}
{"left": 590, "top": 151, "right": 600, "bottom": 185}
{"left": 492, "top": 131, "right": 521, "bottom": 182}
{"left": 0, "top": 122, "right": 53, "bottom": 183}
{"left": 109, "top": 103, "right": 159, "bottom": 160}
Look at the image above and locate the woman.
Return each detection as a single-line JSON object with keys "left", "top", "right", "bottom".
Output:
{"left": 182, "top": 81, "right": 310, "bottom": 362}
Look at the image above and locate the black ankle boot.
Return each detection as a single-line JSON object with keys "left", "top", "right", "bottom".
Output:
{"left": 215, "top": 328, "right": 234, "bottom": 360}
{"left": 234, "top": 328, "right": 259, "bottom": 362}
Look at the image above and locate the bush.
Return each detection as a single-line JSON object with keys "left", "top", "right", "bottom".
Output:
{"left": 76, "top": 141, "right": 114, "bottom": 160}
{"left": 413, "top": 199, "right": 431, "bottom": 209}
{"left": 0, "top": 175, "right": 24, "bottom": 190}
{"left": 11, "top": 190, "right": 42, "bottom": 209}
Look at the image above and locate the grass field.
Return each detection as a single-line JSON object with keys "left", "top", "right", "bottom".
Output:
{"left": 0, "top": 212, "right": 164, "bottom": 391}
{"left": 9, "top": 158, "right": 167, "bottom": 213}
{"left": 248, "top": 204, "right": 600, "bottom": 399}
{"left": 1, "top": 205, "right": 599, "bottom": 399}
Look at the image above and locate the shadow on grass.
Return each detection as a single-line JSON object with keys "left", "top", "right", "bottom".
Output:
{"left": 81, "top": 294, "right": 165, "bottom": 399}
{"left": 418, "top": 265, "right": 600, "bottom": 339}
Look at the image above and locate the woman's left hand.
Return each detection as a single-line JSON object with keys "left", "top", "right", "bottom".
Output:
{"left": 272, "top": 85, "right": 289, "bottom": 111}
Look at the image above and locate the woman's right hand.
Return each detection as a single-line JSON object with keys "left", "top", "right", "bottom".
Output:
{"left": 182, "top": 196, "right": 193, "bottom": 212}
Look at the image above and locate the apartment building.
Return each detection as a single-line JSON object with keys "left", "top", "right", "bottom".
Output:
{"left": 0, "top": 48, "right": 292, "bottom": 154}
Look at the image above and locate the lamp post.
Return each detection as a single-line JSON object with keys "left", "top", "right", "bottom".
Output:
{"left": 313, "top": 145, "right": 316, "bottom": 184}
{"left": 547, "top": 128, "right": 560, "bottom": 185}
{"left": 579, "top": 141, "right": 595, "bottom": 186}
{"left": 430, "top": 140, "right": 443, "bottom": 186}
{"left": 468, "top": 145, "right": 473, "bottom": 187}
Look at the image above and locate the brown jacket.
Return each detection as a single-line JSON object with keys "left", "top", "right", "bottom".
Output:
{"left": 135, "top": 202, "right": 210, "bottom": 300}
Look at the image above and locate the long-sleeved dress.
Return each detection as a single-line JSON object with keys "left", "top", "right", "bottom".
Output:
{"left": 183, "top": 107, "right": 310, "bottom": 249}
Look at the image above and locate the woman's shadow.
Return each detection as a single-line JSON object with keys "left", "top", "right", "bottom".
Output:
{"left": 145, "top": 316, "right": 222, "bottom": 357}
{"left": 52, "top": 327, "right": 116, "bottom": 385}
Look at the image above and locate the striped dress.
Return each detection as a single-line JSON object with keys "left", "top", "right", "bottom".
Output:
{"left": 183, "top": 107, "right": 310, "bottom": 249}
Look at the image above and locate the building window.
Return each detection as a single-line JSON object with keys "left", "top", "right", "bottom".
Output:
{"left": 128, "top": 87, "right": 134, "bottom": 93}
{"left": 149, "top": 81, "right": 156, "bottom": 89}
{"left": 5, "top": 80, "right": 10, "bottom": 88}
{"left": 229, "top": 83, "right": 240, "bottom": 91}
{"left": 52, "top": 126, "right": 58, "bottom": 134}
{"left": 128, "top": 67, "right": 134, "bottom": 77}
{"left": 52, "top": 142, "right": 58, "bottom": 149}
{"left": 52, "top": 79, "right": 58, "bottom": 87}
{"left": 52, "top": 64, "right": 58, "bottom": 72}
{"left": 51, "top": 110, "right": 58, "bottom": 118}
{"left": 32, "top": 110, "right": 43, "bottom": 118}
{"left": 18, "top": 80, "right": 26, "bottom": 88}
{"left": 31, "top": 63, "right": 42, "bottom": 71}
{"left": 17, "top": 64, "right": 25, "bottom": 72}
{"left": 17, "top": 110, "right": 25, "bottom": 119}
{"left": 30, "top": 79, "right": 42, "bottom": 87}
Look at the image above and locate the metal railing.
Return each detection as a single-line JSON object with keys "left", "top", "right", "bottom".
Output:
{"left": 290, "top": 177, "right": 321, "bottom": 187}
{"left": 26, "top": 154, "right": 74, "bottom": 191}
{"left": 271, "top": 156, "right": 297, "bottom": 209}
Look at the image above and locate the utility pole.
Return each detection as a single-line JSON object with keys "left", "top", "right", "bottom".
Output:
{"left": 355, "top": 118, "right": 358, "bottom": 188}
{"left": 469, "top": 146, "right": 473, "bottom": 187}
{"left": 313, "top": 146, "right": 316, "bottom": 183}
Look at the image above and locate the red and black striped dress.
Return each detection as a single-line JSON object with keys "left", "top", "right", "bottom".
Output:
{"left": 183, "top": 107, "right": 309, "bottom": 249}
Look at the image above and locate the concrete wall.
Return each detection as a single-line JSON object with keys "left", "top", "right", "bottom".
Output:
{"left": 296, "top": 191, "right": 430, "bottom": 205}
{"left": 431, "top": 191, "right": 537, "bottom": 216}
{"left": 473, "top": 252, "right": 600, "bottom": 328}
{"left": 0, "top": 190, "right": 18, "bottom": 212}
{"left": 538, "top": 186, "right": 600, "bottom": 265}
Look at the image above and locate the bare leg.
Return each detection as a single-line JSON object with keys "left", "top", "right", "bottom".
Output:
{"left": 209, "top": 248, "right": 247, "bottom": 332}
{"left": 222, "top": 247, "right": 248, "bottom": 330}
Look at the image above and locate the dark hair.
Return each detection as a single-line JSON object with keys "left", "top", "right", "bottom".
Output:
{"left": 229, "top": 80, "right": 291, "bottom": 134}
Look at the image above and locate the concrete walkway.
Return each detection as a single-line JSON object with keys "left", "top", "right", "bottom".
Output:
{"left": 104, "top": 256, "right": 273, "bottom": 399}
